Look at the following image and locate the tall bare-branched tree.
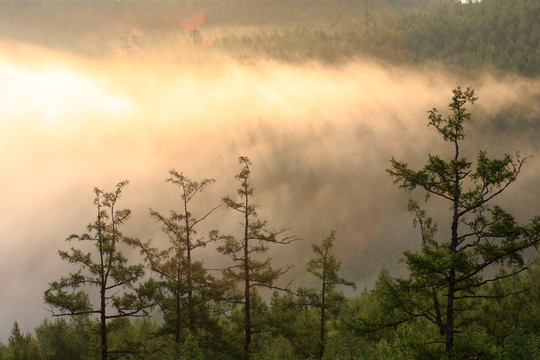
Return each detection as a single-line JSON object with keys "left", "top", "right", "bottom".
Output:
{"left": 127, "top": 170, "right": 223, "bottom": 355}
{"left": 218, "top": 156, "right": 295, "bottom": 360}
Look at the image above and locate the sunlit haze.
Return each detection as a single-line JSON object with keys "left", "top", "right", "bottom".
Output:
{"left": 0, "top": 3, "right": 539, "bottom": 343}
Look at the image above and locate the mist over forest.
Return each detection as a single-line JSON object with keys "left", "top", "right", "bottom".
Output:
{"left": 1, "top": 0, "right": 539, "bottom": 359}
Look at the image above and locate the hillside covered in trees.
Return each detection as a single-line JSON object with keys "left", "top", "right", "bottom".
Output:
{"left": 0, "top": 0, "right": 538, "bottom": 76}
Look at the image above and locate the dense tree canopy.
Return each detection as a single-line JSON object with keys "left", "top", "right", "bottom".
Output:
{"left": 0, "top": 0, "right": 538, "bottom": 76}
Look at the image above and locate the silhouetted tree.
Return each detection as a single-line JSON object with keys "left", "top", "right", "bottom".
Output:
{"left": 44, "top": 181, "right": 156, "bottom": 360}
{"left": 128, "top": 170, "right": 224, "bottom": 356}
{"left": 299, "top": 231, "right": 355, "bottom": 360}
{"left": 387, "top": 87, "right": 540, "bottom": 356}
{"left": 218, "top": 156, "right": 295, "bottom": 360}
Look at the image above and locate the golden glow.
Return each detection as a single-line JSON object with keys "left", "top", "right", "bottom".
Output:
{"left": 1, "top": 39, "right": 539, "bottom": 340}
{"left": 0, "top": 58, "right": 133, "bottom": 124}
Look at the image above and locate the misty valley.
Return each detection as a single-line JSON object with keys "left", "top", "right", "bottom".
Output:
{"left": 1, "top": 0, "right": 540, "bottom": 359}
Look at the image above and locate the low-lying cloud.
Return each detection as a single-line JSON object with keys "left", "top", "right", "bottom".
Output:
{"left": 0, "top": 40, "right": 539, "bottom": 340}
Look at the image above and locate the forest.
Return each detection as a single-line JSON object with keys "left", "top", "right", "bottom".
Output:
{"left": 0, "top": 0, "right": 538, "bottom": 76}
{"left": 1, "top": 0, "right": 540, "bottom": 359}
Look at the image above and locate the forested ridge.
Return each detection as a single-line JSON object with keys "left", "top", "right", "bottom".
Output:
{"left": 215, "top": 0, "right": 540, "bottom": 76}
{"left": 0, "top": 0, "right": 539, "bottom": 76}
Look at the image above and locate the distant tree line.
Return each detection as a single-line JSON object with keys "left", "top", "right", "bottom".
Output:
{"left": 0, "top": 87, "right": 539, "bottom": 359}
{"left": 215, "top": 0, "right": 540, "bottom": 77}
{"left": 0, "top": 0, "right": 538, "bottom": 76}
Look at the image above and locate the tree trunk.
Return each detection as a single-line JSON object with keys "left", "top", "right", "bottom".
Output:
{"left": 433, "top": 292, "right": 445, "bottom": 336}
{"left": 98, "top": 210, "right": 108, "bottom": 360}
{"left": 244, "top": 273, "right": 251, "bottom": 360}
{"left": 446, "top": 278, "right": 455, "bottom": 352}
{"left": 319, "top": 277, "right": 326, "bottom": 360}
{"left": 101, "top": 285, "right": 107, "bottom": 360}
{"left": 175, "top": 281, "right": 181, "bottom": 346}
{"left": 187, "top": 249, "right": 195, "bottom": 334}
{"left": 446, "top": 137, "right": 460, "bottom": 353}
{"left": 243, "top": 186, "right": 251, "bottom": 360}
{"left": 185, "top": 202, "right": 196, "bottom": 334}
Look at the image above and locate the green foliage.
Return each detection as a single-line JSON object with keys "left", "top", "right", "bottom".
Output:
{"left": 254, "top": 334, "right": 297, "bottom": 360}
{"left": 2, "top": 0, "right": 537, "bottom": 76}
{"left": 218, "top": 157, "right": 290, "bottom": 293}
{"left": 401, "top": 0, "right": 540, "bottom": 76}
{"left": 374, "top": 318, "right": 444, "bottom": 360}
{"left": 472, "top": 263, "right": 540, "bottom": 347}
{"left": 321, "top": 331, "right": 374, "bottom": 360}
{"left": 385, "top": 87, "right": 540, "bottom": 356}
{"left": 266, "top": 291, "right": 319, "bottom": 359}
{"left": 214, "top": 0, "right": 540, "bottom": 76}
{"left": 218, "top": 156, "right": 294, "bottom": 359}
{"left": 4, "top": 322, "right": 41, "bottom": 360}
{"left": 35, "top": 317, "right": 97, "bottom": 360}
{"left": 175, "top": 334, "right": 204, "bottom": 360}
{"left": 451, "top": 324, "right": 500, "bottom": 360}
{"left": 340, "top": 268, "right": 407, "bottom": 343}
{"left": 127, "top": 170, "right": 224, "bottom": 354}
{"left": 305, "top": 232, "right": 355, "bottom": 290}
{"left": 44, "top": 181, "right": 154, "bottom": 318}
{"left": 502, "top": 328, "right": 540, "bottom": 360}
{"left": 43, "top": 181, "right": 156, "bottom": 360}
{"left": 300, "top": 231, "right": 355, "bottom": 359}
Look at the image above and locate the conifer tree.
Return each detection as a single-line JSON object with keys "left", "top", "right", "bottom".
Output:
{"left": 299, "top": 231, "right": 355, "bottom": 360}
{"left": 128, "top": 170, "right": 224, "bottom": 355}
{"left": 387, "top": 87, "right": 540, "bottom": 355}
{"left": 218, "top": 156, "right": 294, "bottom": 360}
{"left": 44, "top": 181, "right": 156, "bottom": 360}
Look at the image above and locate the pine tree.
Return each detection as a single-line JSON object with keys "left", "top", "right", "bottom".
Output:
{"left": 218, "top": 156, "right": 295, "bottom": 360}
{"left": 44, "top": 181, "right": 156, "bottom": 360}
{"left": 128, "top": 170, "right": 224, "bottom": 355}
{"left": 387, "top": 87, "right": 540, "bottom": 356}
{"left": 299, "top": 231, "right": 355, "bottom": 360}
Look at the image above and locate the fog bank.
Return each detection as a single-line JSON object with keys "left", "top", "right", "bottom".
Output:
{"left": 0, "top": 41, "right": 539, "bottom": 340}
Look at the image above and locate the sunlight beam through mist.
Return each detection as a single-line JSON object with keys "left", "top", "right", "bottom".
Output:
{"left": 0, "top": 42, "right": 539, "bottom": 341}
